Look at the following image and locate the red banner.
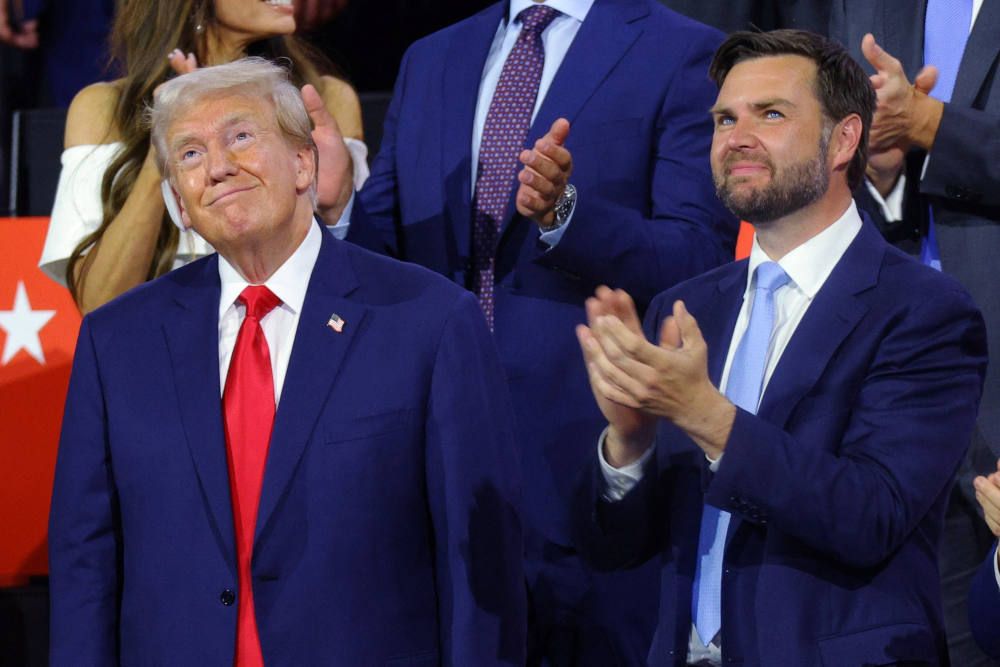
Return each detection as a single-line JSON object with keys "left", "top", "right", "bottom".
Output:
{"left": 736, "top": 221, "right": 754, "bottom": 260}
{"left": 0, "top": 217, "right": 80, "bottom": 586}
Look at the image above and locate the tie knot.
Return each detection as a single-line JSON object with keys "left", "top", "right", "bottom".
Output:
{"left": 238, "top": 285, "right": 281, "bottom": 321}
{"left": 754, "top": 261, "right": 789, "bottom": 294}
{"left": 516, "top": 4, "right": 561, "bottom": 35}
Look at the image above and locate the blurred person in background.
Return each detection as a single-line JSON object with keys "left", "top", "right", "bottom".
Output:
{"left": 0, "top": 0, "right": 112, "bottom": 106}
{"left": 341, "top": 1, "right": 738, "bottom": 663}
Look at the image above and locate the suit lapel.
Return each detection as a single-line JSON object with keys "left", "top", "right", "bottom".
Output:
{"left": 254, "top": 231, "right": 370, "bottom": 544}
{"left": 696, "top": 264, "right": 747, "bottom": 552}
{"left": 499, "top": 0, "right": 648, "bottom": 237}
{"left": 952, "top": 0, "right": 1000, "bottom": 108}
{"left": 441, "top": 3, "right": 507, "bottom": 259}
{"left": 162, "top": 256, "right": 236, "bottom": 566}
{"left": 531, "top": 0, "right": 648, "bottom": 139}
{"left": 756, "top": 222, "right": 882, "bottom": 428}
{"left": 699, "top": 265, "right": 748, "bottom": 389}
{"left": 724, "top": 223, "right": 882, "bottom": 553}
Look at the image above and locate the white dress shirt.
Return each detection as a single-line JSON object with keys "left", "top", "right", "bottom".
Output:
{"left": 217, "top": 219, "right": 321, "bottom": 404}
{"left": 599, "top": 202, "right": 864, "bottom": 665}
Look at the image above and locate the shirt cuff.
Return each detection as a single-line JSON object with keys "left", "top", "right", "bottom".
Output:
{"left": 864, "top": 172, "right": 906, "bottom": 222}
{"left": 344, "top": 137, "right": 370, "bottom": 190}
{"left": 325, "top": 191, "right": 355, "bottom": 240}
{"left": 598, "top": 427, "right": 655, "bottom": 502}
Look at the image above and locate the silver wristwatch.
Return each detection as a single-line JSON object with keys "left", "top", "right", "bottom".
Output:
{"left": 539, "top": 183, "right": 577, "bottom": 233}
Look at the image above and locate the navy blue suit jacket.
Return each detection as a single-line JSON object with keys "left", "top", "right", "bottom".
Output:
{"left": 575, "top": 219, "right": 988, "bottom": 665}
{"left": 968, "top": 542, "right": 1000, "bottom": 659}
{"left": 48, "top": 227, "right": 526, "bottom": 665}
{"left": 349, "top": 0, "right": 736, "bottom": 551}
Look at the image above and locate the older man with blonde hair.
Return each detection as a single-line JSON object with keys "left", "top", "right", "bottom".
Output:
{"left": 48, "top": 57, "right": 525, "bottom": 667}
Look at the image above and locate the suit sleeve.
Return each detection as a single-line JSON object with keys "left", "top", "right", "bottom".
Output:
{"left": 345, "top": 47, "right": 411, "bottom": 257}
{"left": 571, "top": 295, "right": 689, "bottom": 572}
{"left": 920, "top": 104, "right": 1000, "bottom": 208}
{"left": 424, "top": 292, "right": 526, "bottom": 665}
{"left": 535, "top": 27, "right": 739, "bottom": 308}
{"left": 850, "top": 150, "right": 929, "bottom": 254}
{"left": 48, "top": 317, "right": 121, "bottom": 665}
{"left": 571, "top": 450, "right": 667, "bottom": 572}
{"left": 705, "top": 285, "right": 988, "bottom": 568}
{"left": 968, "top": 541, "right": 1000, "bottom": 659}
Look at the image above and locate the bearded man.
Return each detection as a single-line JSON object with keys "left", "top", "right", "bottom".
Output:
{"left": 571, "top": 30, "right": 988, "bottom": 666}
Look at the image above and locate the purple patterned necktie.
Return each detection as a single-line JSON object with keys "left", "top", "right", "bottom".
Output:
{"left": 471, "top": 4, "right": 560, "bottom": 330}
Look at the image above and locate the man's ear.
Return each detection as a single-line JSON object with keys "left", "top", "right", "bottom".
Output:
{"left": 295, "top": 145, "right": 316, "bottom": 193}
{"left": 830, "top": 113, "right": 863, "bottom": 173}
{"left": 170, "top": 181, "right": 194, "bottom": 229}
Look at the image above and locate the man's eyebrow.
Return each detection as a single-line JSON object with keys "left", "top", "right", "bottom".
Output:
{"left": 749, "top": 97, "right": 796, "bottom": 110}
{"left": 168, "top": 112, "right": 255, "bottom": 152}
{"left": 708, "top": 98, "right": 797, "bottom": 117}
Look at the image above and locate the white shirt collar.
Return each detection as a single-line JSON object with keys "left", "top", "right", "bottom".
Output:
{"left": 218, "top": 218, "right": 322, "bottom": 319}
{"left": 745, "top": 200, "right": 863, "bottom": 299}
{"left": 508, "top": 0, "right": 593, "bottom": 25}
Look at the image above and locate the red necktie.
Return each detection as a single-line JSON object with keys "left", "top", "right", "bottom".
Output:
{"left": 223, "top": 285, "right": 281, "bottom": 667}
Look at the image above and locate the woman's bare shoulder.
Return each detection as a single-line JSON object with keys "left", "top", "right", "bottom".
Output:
{"left": 65, "top": 81, "right": 124, "bottom": 148}
{"left": 318, "top": 75, "right": 363, "bottom": 140}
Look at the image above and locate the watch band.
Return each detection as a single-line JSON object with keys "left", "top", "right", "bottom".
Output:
{"left": 540, "top": 183, "right": 577, "bottom": 233}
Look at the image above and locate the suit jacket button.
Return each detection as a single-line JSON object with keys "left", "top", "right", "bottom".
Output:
{"left": 220, "top": 589, "right": 236, "bottom": 606}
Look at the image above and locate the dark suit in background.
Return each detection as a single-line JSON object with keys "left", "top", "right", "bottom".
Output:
{"left": 21, "top": 0, "right": 114, "bottom": 106}
{"left": 347, "top": 0, "right": 738, "bottom": 662}
{"left": 830, "top": 3, "right": 1000, "bottom": 663}
{"left": 657, "top": 0, "right": 829, "bottom": 34}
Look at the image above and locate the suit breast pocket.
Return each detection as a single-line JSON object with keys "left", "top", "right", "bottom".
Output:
{"left": 323, "top": 408, "right": 417, "bottom": 445}
{"left": 306, "top": 408, "right": 421, "bottom": 522}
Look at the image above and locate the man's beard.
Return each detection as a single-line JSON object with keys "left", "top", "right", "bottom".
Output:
{"left": 714, "top": 133, "right": 830, "bottom": 224}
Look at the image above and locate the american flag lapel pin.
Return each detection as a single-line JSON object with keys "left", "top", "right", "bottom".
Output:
{"left": 327, "top": 313, "right": 345, "bottom": 333}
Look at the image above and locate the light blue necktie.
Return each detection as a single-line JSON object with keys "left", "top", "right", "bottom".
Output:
{"left": 920, "top": 0, "right": 973, "bottom": 271}
{"left": 692, "top": 261, "right": 789, "bottom": 646}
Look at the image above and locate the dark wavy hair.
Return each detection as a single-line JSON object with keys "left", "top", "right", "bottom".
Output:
{"left": 708, "top": 29, "right": 876, "bottom": 191}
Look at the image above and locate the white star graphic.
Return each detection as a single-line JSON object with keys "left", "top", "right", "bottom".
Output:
{"left": 0, "top": 281, "right": 57, "bottom": 365}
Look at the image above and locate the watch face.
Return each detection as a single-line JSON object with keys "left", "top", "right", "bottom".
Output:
{"left": 555, "top": 184, "right": 576, "bottom": 224}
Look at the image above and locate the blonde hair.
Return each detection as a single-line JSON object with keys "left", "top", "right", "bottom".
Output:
{"left": 150, "top": 57, "right": 318, "bottom": 206}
